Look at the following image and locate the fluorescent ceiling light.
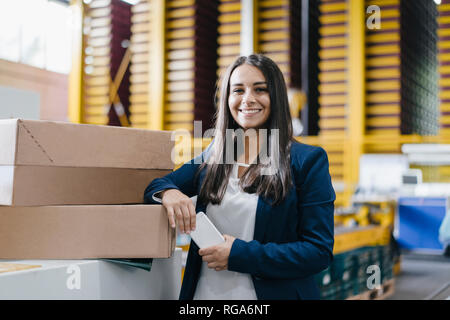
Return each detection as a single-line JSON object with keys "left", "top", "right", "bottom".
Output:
{"left": 121, "top": 0, "right": 140, "bottom": 4}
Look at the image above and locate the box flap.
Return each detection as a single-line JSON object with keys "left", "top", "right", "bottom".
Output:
{"left": 0, "top": 166, "right": 14, "bottom": 205}
{"left": 0, "top": 119, "right": 18, "bottom": 165}
{"left": 12, "top": 119, "right": 174, "bottom": 169}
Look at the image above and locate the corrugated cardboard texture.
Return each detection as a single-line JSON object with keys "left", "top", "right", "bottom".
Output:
{"left": 0, "top": 166, "right": 171, "bottom": 206}
{"left": 0, "top": 205, "right": 175, "bottom": 259}
{"left": 0, "top": 119, "right": 174, "bottom": 170}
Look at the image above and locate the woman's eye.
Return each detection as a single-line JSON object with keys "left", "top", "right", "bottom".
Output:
{"left": 233, "top": 88, "right": 244, "bottom": 93}
{"left": 255, "top": 87, "right": 268, "bottom": 92}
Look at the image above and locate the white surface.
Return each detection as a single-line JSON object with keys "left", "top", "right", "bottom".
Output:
{"left": 0, "top": 86, "right": 40, "bottom": 119}
{"left": 189, "top": 212, "right": 224, "bottom": 249}
{"left": 0, "top": 165, "right": 14, "bottom": 205}
{"left": 407, "top": 153, "right": 450, "bottom": 165}
{"left": 0, "top": 248, "right": 182, "bottom": 300}
{"left": 402, "top": 144, "right": 450, "bottom": 154}
{"left": 410, "top": 183, "right": 450, "bottom": 197}
{"left": 358, "top": 154, "right": 408, "bottom": 193}
{"left": 402, "top": 144, "right": 450, "bottom": 165}
{"left": 194, "top": 164, "right": 258, "bottom": 300}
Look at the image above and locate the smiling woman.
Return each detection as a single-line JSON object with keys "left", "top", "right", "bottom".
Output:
{"left": 228, "top": 64, "right": 271, "bottom": 130}
{"left": 144, "top": 54, "right": 335, "bottom": 300}
{"left": 199, "top": 54, "right": 294, "bottom": 208}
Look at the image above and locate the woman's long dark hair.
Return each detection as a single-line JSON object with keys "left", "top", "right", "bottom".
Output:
{"left": 198, "top": 54, "right": 294, "bottom": 206}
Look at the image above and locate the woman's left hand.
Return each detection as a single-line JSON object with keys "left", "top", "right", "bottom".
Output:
{"left": 198, "top": 234, "right": 236, "bottom": 271}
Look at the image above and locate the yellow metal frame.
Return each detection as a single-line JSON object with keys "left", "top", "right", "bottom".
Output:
{"left": 109, "top": 47, "right": 132, "bottom": 127}
{"left": 333, "top": 225, "right": 391, "bottom": 255}
{"left": 68, "top": 0, "right": 450, "bottom": 208}
{"left": 345, "top": 0, "right": 366, "bottom": 207}
{"left": 68, "top": 0, "right": 84, "bottom": 124}
{"left": 312, "top": 0, "right": 450, "bottom": 206}
{"left": 68, "top": 0, "right": 166, "bottom": 129}
{"left": 363, "top": 134, "right": 450, "bottom": 145}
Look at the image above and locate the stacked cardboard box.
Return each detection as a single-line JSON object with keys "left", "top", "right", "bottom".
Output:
{"left": 0, "top": 119, "right": 176, "bottom": 259}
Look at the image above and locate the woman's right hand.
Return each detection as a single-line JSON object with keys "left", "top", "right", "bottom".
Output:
{"left": 161, "top": 189, "right": 196, "bottom": 234}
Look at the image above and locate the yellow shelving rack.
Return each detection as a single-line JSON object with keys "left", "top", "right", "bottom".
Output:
{"left": 69, "top": 0, "right": 450, "bottom": 206}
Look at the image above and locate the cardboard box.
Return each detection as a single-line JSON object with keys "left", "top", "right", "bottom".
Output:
{"left": 0, "top": 205, "right": 176, "bottom": 259}
{"left": 0, "top": 119, "right": 174, "bottom": 206}
{"left": 0, "top": 166, "right": 170, "bottom": 206}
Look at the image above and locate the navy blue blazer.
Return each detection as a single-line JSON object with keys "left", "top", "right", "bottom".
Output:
{"left": 144, "top": 141, "right": 335, "bottom": 300}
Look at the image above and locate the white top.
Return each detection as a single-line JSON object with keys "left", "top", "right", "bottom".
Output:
{"left": 152, "top": 164, "right": 259, "bottom": 300}
{"left": 193, "top": 164, "right": 258, "bottom": 300}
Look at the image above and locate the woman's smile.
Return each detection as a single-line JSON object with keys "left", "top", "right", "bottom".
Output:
{"left": 239, "top": 108, "right": 263, "bottom": 116}
{"left": 228, "top": 64, "right": 271, "bottom": 130}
